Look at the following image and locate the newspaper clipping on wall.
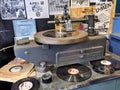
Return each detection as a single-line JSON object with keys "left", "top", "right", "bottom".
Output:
{"left": 95, "top": 2, "right": 112, "bottom": 34}
{"left": 49, "top": 0, "right": 69, "bottom": 15}
{"left": 25, "top": 0, "right": 49, "bottom": 19}
{"left": 71, "top": 0, "right": 89, "bottom": 8}
{"left": 1, "top": 0, "right": 26, "bottom": 20}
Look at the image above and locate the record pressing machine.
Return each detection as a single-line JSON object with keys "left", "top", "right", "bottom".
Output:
{"left": 14, "top": 5, "right": 106, "bottom": 66}
{"left": 13, "top": 6, "right": 120, "bottom": 90}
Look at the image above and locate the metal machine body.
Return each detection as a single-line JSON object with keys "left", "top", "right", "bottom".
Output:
{"left": 13, "top": 36, "right": 120, "bottom": 90}
{"left": 14, "top": 35, "right": 106, "bottom": 66}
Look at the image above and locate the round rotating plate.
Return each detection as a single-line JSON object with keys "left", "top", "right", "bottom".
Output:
{"left": 34, "top": 30, "right": 88, "bottom": 45}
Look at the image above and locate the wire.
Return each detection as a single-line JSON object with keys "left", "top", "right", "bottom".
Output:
{"left": 0, "top": 45, "right": 14, "bottom": 52}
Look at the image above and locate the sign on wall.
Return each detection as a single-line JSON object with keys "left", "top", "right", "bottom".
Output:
{"left": 49, "top": 0, "right": 69, "bottom": 15}
{"left": 1, "top": 0, "right": 26, "bottom": 19}
{"left": 95, "top": 2, "right": 112, "bottom": 33}
{"left": 25, "top": 0, "right": 49, "bottom": 19}
{"left": 71, "top": 0, "right": 89, "bottom": 8}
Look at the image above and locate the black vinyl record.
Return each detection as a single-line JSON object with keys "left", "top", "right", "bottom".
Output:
{"left": 90, "top": 60, "right": 102, "bottom": 67}
{"left": 11, "top": 77, "right": 40, "bottom": 90}
{"left": 90, "top": 58, "right": 120, "bottom": 70}
{"left": 92, "top": 65, "right": 114, "bottom": 74}
{"left": 91, "top": 60, "right": 115, "bottom": 74}
{"left": 56, "top": 63, "right": 92, "bottom": 82}
{"left": 109, "top": 58, "right": 120, "bottom": 70}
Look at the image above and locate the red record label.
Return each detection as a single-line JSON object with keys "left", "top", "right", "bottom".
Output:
{"left": 68, "top": 68, "right": 79, "bottom": 75}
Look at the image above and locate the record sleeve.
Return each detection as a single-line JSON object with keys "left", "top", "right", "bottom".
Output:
{"left": 0, "top": 58, "right": 35, "bottom": 82}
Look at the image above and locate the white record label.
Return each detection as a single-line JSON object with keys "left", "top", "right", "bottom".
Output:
{"left": 100, "top": 60, "right": 111, "bottom": 66}
{"left": 9, "top": 66, "right": 23, "bottom": 72}
{"left": 18, "top": 81, "right": 33, "bottom": 90}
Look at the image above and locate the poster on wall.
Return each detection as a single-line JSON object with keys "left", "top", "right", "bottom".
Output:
{"left": 71, "top": 0, "right": 89, "bottom": 8}
{"left": 90, "top": 0, "right": 112, "bottom": 4}
{"left": 1, "top": 0, "right": 26, "bottom": 20}
{"left": 90, "top": 0, "right": 100, "bottom": 3}
{"left": 95, "top": 2, "right": 112, "bottom": 34}
{"left": 13, "top": 19, "right": 37, "bottom": 41}
{"left": 25, "top": 0, "right": 49, "bottom": 19}
{"left": 49, "top": 0, "right": 69, "bottom": 15}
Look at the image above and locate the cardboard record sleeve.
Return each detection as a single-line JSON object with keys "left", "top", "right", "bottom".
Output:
{"left": 0, "top": 58, "right": 35, "bottom": 82}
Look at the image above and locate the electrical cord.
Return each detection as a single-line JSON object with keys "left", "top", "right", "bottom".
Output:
{"left": 0, "top": 45, "right": 14, "bottom": 52}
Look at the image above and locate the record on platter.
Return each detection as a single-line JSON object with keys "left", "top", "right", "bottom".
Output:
{"left": 90, "top": 59, "right": 103, "bottom": 66}
{"left": 56, "top": 63, "right": 92, "bottom": 82}
{"left": 90, "top": 58, "right": 120, "bottom": 70}
{"left": 109, "top": 58, "right": 120, "bottom": 70}
{"left": 11, "top": 77, "right": 40, "bottom": 90}
{"left": 92, "top": 60, "right": 114, "bottom": 74}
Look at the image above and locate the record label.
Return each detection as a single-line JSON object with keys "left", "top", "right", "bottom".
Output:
{"left": 18, "top": 81, "right": 33, "bottom": 90}
{"left": 100, "top": 60, "right": 111, "bottom": 66}
{"left": 68, "top": 68, "right": 79, "bottom": 75}
{"left": 9, "top": 66, "right": 23, "bottom": 72}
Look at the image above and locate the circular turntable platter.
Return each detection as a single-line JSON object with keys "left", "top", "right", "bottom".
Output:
{"left": 34, "top": 30, "right": 88, "bottom": 45}
{"left": 56, "top": 63, "right": 92, "bottom": 82}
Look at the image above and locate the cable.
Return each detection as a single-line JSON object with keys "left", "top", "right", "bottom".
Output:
{"left": 0, "top": 45, "right": 14, "bottom": 52}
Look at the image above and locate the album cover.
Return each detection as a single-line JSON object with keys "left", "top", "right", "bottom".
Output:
{"left": 13, "top": 19, "right": 37, "bottom": 41}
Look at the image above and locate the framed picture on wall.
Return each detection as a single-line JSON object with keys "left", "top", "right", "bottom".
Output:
{"left": 25, "top": 0, "right": 49, "bottom": 19}
{"left": 71, "top": 0, "right": 90, "bottom": 8}
{"left": 49, "top": 0, "right": 69, "bottom": 15}
{"left": 1, "top": 0, "right": 26, "bottom": 20}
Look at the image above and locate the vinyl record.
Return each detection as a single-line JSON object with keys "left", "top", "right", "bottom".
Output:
{"left": 90, "top": 58, "right": 120, "bottom": 74}
{"left": 109, "top": 58, "right": 120, "bottom": 70}
{"left": 90, "top": 59, "right": 103, "bottom": 66}
{"left": 90, "top": 58, "right": 120, "bottom": 70}
{"left": 92, "top": 65, "right": 114, "bottom": 74}
{"left": 91, "top": 59, "right": 114, "bottom": 74}
{"left": 56, "top": 63, "right": 92, "bottom": 82}
{"left": 11, "top": 77, "right": 40, "bottom": 90}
